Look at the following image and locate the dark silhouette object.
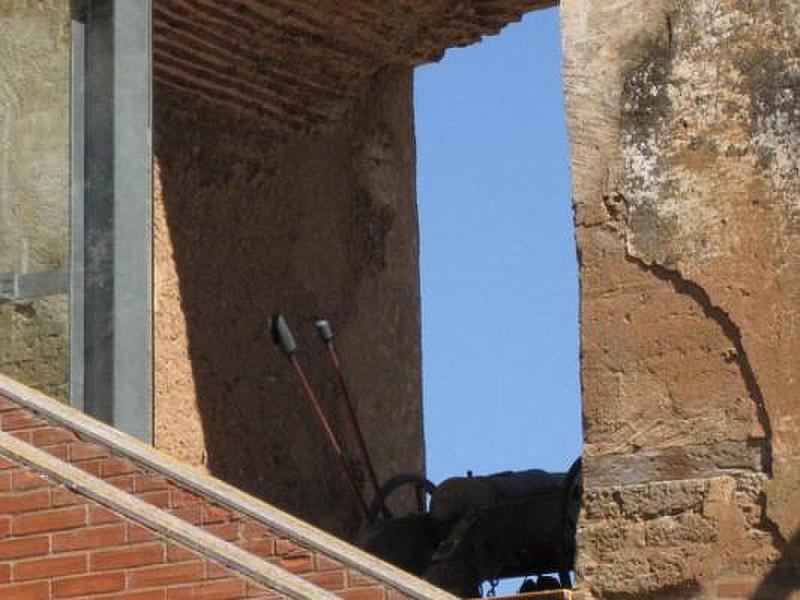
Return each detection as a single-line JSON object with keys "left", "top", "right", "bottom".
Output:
{"left": 752, "top": 527, "right": 800, "bottom": 600}
{"left": 359, "top": 459, "right": 582, "bottom": 597}
{"left": 518, "top": 576, "right": 566, "bottom": 593}
{"left": 359, "top": 473, "right": 439, "bottom": 575}
{"left": 269, "top": 314, "right": 370, "bottom": 518}
{"left": 533, "top": 575, "right": 562, "bottom": 590}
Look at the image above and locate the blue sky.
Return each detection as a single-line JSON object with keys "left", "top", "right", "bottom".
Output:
{"left": 415, "top": 7, "right": 581, "bottom": 487}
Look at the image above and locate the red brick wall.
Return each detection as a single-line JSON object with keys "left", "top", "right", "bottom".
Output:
{"left": 0, "top": 394, "right": 409, "bottom": 600}
{"left": 0, "top": 459, "right": 281, "bottom": 599}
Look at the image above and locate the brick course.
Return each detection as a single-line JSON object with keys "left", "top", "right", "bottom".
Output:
{"left": 0, "top": 461, "right": 280, "bottom": 599}
{"left": 0, "top": 393, "right": 419, "bottom": 599}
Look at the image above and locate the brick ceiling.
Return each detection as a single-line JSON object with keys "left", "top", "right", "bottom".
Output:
{"left": 153, "top": 0, "right": 556, "bottom": 130}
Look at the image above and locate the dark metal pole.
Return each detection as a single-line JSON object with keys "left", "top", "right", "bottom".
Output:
{"left": 269, "top": 315, "right": 370, "bottom": 519}
{"left": 315, "top": 319, "right": 389, "bottom": 518}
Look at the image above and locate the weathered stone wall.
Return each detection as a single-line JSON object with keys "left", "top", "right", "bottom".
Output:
{"left": 153, "top": 68, "right": 424, "bottom": 538}
{"left": 562, "top": 1, "right": 799, "bottom": 597}
{"left": 0, "top": 1, "right": 70, "bottom": 401}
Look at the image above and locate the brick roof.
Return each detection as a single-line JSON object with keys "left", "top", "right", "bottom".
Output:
{"left": 153, "top": 0, "right": 556, "bottom": 130}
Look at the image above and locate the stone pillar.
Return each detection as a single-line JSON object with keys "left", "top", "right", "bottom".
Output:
{"left": 562, "top": 1, "right": 799, "bottom": 597}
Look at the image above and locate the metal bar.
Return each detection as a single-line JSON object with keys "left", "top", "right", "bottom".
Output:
{"left": 111, "top": 0, "right": 153, "bottom": 442}
{"left": 315, "top": 320, "right": 388, "bottom": 518}
{"left": 82, "top": 0, "right": 115, "bottom": 426}
{"left": 70, "top": 0, "right": 87, "bottom": 411}
{"left": 288, "top": 354, "right": 370, "bottom": 519}
{"left": 80, "top": 0, "right": 152, "bottom": 441}
{"left": 0, "top": 268, "right": 69, "bottom": 302}
{"left": 270, "top": 314, "right": 370, "bottom": 518}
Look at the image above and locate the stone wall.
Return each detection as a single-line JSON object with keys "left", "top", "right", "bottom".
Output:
{"left": 561, "top": 1, "right": 799, "bottom": 597}
{"left": 151, "top": 0, "right": 799, "bottom": 593}
{"left": 0, "top": 0, "right": 70, "bottom": 401}
{"left": 153, "top": 69, "right": 424, "bottom": 538}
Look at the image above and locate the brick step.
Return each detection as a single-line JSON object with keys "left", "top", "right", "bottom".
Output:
{"left": 0, "top": 432, "right": 329, "bottom": 599}
{"left": 0, "top": 373, "right": 455, "bottom": 600}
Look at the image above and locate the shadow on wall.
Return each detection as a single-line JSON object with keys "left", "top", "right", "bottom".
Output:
{"left": 752, "top": 527, "right": 800, "bottom": 600}
{"left": 153, "top": 68, "right": 423, "bottom": 539}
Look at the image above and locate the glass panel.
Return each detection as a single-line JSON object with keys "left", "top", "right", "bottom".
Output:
{"left": 0, "top": 1, "right": 71, "bottom": 400}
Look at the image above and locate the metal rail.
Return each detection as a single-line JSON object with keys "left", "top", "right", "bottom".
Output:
{"left": 0, "top": 267, "right": 69, "bottom": 301}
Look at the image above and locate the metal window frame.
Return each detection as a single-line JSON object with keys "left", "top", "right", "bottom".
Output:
{"left": 70, "top": 0, "right": 153, "bottom": 442}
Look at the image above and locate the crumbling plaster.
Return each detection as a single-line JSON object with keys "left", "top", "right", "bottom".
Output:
{"left": 154, "top": 68, "right": 423, "bottom": 537}
{"left": 562, "top": 0, "right": 799, "bottom": 597}
{"left": 0, "top": 0, "right": 70, "bottom": 401}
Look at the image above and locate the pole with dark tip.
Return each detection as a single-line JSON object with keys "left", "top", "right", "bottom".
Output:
{"left": 315, "top": 319, "right": 389, "bottom": 519}
{"left": 269, "top": 314, "right": 370, "bottom": 519}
